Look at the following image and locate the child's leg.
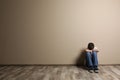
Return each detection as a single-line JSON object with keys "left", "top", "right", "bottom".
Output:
{"left": 92, "top": 51, "right": 98, "bottom": 70}
{"left": 86, "top": 52, "right": 93, "bottom": 69}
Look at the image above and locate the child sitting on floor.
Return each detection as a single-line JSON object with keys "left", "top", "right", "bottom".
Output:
{"left": 85, "top": 42, "right": 99, "bottom": 73}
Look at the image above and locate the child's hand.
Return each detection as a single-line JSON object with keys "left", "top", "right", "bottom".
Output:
{"left": 93, "top": 47, "right": 99, "bottom": 52}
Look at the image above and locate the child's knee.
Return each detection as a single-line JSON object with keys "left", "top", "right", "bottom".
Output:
{"left": 92, "top": 51, "right": 97, "bottom": 56}
{"left": 86, "top": 52, "right": 91, "bottom": 55}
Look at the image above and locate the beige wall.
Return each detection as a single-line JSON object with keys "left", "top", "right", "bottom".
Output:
{"left": 0, "top": 0, "right": 120, "bottom": 64}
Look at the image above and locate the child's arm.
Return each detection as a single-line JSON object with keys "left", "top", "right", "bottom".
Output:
{"left": 93, "top": 47, "right": 99, "bottom": 52}
{"left": 85, "top": 48, "right": 92, "bottom": 53}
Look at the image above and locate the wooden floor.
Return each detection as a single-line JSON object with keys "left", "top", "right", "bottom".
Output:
{"left": 0, "top": 65, "right": 120, "bottom": 80}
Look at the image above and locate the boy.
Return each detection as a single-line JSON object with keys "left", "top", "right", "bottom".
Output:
{"left": 85, "top": 42, "right": 99, "bottom": 73}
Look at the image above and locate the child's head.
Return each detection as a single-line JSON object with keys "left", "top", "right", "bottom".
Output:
{"left": 88, "top": 42, "right": 94, "bottom": 50}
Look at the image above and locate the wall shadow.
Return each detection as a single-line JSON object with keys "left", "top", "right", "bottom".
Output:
{"left": 75, "top": 48, "right": 87, "bottom": 69}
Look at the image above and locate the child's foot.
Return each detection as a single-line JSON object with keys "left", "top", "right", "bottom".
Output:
{"left": 94, "top": 70, "right": 99, "bottom": 73}
{"left": 94, "top": 66, "right": 99, "bottom": 70}
{"left": 88, "top": 69, "right": 94, "bottom": 73}
{"left": 87, "top": 66, "right": 94, "bottom": 73}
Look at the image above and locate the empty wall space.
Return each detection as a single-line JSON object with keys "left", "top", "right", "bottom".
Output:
{"left": 0, "top": 0, "right": 120, "bottom": 64}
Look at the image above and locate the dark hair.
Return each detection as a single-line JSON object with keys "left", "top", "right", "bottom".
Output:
{"left": 88, "top": 42, "right": 94, "bottom": 50}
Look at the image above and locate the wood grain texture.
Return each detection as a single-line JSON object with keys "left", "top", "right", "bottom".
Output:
{"left": 0, "top": 66, "right": 120, "bottom": 80}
